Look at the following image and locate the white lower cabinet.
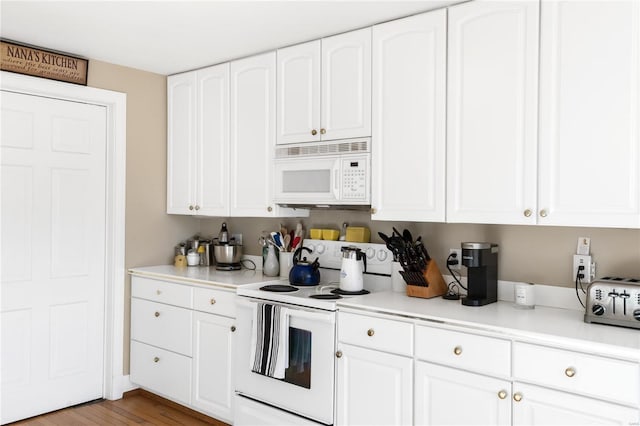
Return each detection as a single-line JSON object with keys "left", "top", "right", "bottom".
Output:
{"left": 512, "top": 382, "right": 638, "bottom": 425}
{"left": 129, "top": 276, "right": 237, "bottom": 423}
{"left": 415, "top": 362, "right": 511, "bottom": 426}
{"left": 336, "top": 310, "right": 640, "bottom": 426}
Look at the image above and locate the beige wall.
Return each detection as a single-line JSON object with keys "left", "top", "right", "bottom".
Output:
{"left": 87, "top": 60, "right": 640, "bottom": 376}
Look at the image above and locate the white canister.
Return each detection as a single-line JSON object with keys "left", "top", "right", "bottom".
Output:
{"left": 279, "top": 251, "right": 294, "bottom": 279}
{"left": 186, "top": 251, "right": 200, "bottom": 266}
{"left": 514, "top": 282, "right": 535, "bottom": 309}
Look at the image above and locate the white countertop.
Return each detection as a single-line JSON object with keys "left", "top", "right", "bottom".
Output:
{"left": 128, "top": 265, "right": 275, "bottom": 290}
{"left": 337, "top": 291, "right": 640, "bottom": 361}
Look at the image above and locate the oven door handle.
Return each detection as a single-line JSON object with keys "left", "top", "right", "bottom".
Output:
{"left": 237, "top": 297, "right": 335, "bottom": 324}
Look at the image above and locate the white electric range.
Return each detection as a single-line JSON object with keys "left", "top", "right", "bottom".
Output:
{"left": 235, "top": 239, "right": 392, "bottom": 425}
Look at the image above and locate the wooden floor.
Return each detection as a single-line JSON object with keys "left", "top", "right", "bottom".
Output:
{"left": 10, "top": 390, "right": 229, "bottom": 426}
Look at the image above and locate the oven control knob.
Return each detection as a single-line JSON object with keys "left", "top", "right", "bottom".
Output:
{"left": 592, "top": 304, "right": 605, "bottom": 316}
{"left": 306, "top": 244, "right": 315, "bottom": 253}
{"left": 376, "top": 250, "right": 388, "bottom": 261}
{"left": 633, "top": 309, "right": 640, "bottom": 321}
{"left": 315, "top": 244, "right": 325, "bottom": 254}
{"left": 366, "top": 248, "right": 375, "bottom": 259}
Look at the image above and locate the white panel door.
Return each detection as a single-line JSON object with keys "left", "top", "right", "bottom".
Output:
{"left": 538, "top": 0, "right": 640, "bottom": 228}
{"left": 1, "top": 91, "right": 106, "bottom": 424}
{"left": 371, "top": 10, "right": 446, "bottom": 222}
{"left": 167, "top": 72, "right": 197, "bottom": 214}
{"left": 415, "top": 362, "right": 511, "bottom": 426}
{"left": 230, "top": 52, "right": 276, "bottom": 217}
{"left": 447, "top": 0, "right": 539, "bottom": 224}
{"left": 336, "top": 343, "right": 412, "bottom": 426}
{"left": 277, "top": 41, "right": 321, "bottom": 145}
{"left": 512, "top": 382, "right": 638, "bottom": 425}
{"left": 197, "top": 64, "right": 230, "bottom": 216}
{"left": 192, "top": 311, "right": 235, "bottom": 423}
{"left": 322, "top": 27, "right": 372, "bottom": 141}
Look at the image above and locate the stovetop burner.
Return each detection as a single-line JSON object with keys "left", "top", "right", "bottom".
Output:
{"left": 331, "top": 288, "right": 371, "bottom": 296}
{"left": 260, "top": 284, "right": 299, "bottom": 293}
{"left": 309, "top": 294, "right": 342, "bottom": 300}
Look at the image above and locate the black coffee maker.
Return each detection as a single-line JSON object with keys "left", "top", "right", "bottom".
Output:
{"left": 461, "top": 242, "right": 498, "bottom": 306}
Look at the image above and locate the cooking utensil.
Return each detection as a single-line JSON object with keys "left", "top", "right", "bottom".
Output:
{"left": 213, "top": 244, "right": 243, "bottom": 264}
{"left": 289, "top": 246, "right": 320, "bottom": 286}
{"left": 283, "top": 234, "right": 291, "bottom": 251}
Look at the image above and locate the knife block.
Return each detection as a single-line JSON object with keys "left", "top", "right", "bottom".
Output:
{"left": 405, "top": 259, "right": 447, "bottom": 299}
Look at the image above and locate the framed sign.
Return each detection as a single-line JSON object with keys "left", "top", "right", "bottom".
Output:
{"left": 0, "top": 40, "right": 88, "bottom": 85}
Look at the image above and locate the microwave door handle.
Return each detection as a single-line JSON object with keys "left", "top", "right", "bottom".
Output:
{"left": 333, "top": 164, "right": 340, "bottom": 199}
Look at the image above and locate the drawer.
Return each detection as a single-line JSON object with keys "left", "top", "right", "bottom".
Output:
{"left": 130, "top": 341, "right": 191, "bottom": 405}
{"left": 131, "top": 298, "right": 192, "bottom": 356}
{"left": 513, "top": 342, "right": 640, "bottom": 406}
{"left": 415, "top": 325, "right": 510, "bottom": 377}
{"left": 193, "top": 286, "right": 236, "bottom": 317}
{"left": 131, "top": 275, "right": 193, "bottom": 308}
{"left": 338, "top": 312, "right": 413, "bottom": 356}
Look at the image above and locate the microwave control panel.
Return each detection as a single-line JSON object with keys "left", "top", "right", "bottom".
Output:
{"left": 341, "top": 158, "right": 368, "bottom": 200}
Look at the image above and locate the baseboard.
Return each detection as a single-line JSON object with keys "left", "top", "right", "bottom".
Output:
{"left": 106, "top": 374, "right": 138, "bottom": 400}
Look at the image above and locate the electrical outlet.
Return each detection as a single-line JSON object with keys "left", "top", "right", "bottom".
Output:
{"left": 232, "top": 233, "right": 243, "bottom": 245}
{"left": 572, "top": 254, "right": 593, "bottom": 284}
{"left": 448, "top": 249, "right": 462, "bottom": 270}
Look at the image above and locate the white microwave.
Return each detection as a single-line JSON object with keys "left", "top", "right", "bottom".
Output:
{"left": 274, "top": 138, "right": 371, "bottom": 206}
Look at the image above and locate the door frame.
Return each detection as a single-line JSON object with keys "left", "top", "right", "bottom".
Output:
{"left": 1, "top": 71, "right": 127, "bottom": 400}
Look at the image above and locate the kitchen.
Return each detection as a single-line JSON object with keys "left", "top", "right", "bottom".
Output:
{"left": 1, "top": 0, "right": 639, "bottom": 425}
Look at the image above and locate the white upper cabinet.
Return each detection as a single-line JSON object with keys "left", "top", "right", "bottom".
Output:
{"left": 230, "top": 53, "right": 308, "bottom": 217}
{"left": 167, "top": 64, "right": 229, "bottom": 216}
{"left": 276, "top": 28, "right": 371, "bottom": 144}
{"left": 371, "top": 10, "right": 447, "bottom": 222}
{"left": 277, "top": 41, "right": 321, "bottom": 144}
{"left": 447, "top": 0, "right": 540, "bottom": 225}
{"left": 537, "top": 0, "right": 640, "bottom": 228}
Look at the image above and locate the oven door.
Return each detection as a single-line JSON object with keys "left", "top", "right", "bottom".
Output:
{"left": 235, "top": 297, "right": 336, "bottom": 425}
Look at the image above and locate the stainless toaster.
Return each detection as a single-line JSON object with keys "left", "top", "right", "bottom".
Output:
{"left": 584, "top": 277, "right": 640, "bottom": 329}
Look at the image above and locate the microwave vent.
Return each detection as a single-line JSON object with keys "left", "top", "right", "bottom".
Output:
{"left": 276, "top": 138, "right": 370, "bottom": 158}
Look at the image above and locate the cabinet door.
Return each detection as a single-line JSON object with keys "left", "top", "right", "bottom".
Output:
{"left": 447, "top": 0, "right": 539, "bottom": 224}
{"left": 196, "top": 64, "right": 229, "bottom": 216}
{"left": 167, "top": 72, "right": 196, "bottom": 214}
{"left": 229, "top": 52, "right": 277, "bottom": 217}
{"left": 276, "top": 41, "right": 321, "bottom": 145}
{"left": 321, "top": 27, "right": 372, "bottom": 141}
{"left": 538, "top": 0, "right": 640, "bottom": 228}
{"left": 192, "top": 311, "right": 235, "bottom": 423}
{"left": 336, "top": 343, "right": 412, "bottom": 426}
{"left": 371, "top": 10, "right": 446, "bottom": 222}
{"left": 512, "top": 382, "right": 639, "bottom": 425}
{"left": 415, "top": 362, "right": 511, "bottom": 426}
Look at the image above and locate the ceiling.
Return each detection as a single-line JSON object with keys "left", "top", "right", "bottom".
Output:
{"left": 0, "top": 0, "right": 460, "bottom": 76}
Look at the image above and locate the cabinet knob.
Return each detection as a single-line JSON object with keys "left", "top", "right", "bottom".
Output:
{"left": 154, "top": 311, "right": 160, "bottom": 317}
{"left": 154, "top": 357, "right": 160, "bottom": 363}
{"left": 335, "top": 350, "right": 343, "bottom": 358}
{"left": 453, "top": 346, "right": 462, "bottom": 356}
{"left": 539, "top": 209, "right": 548, "bottom": 218}
{"left": 367, "top": 328, "right": 375, "bottom": 337}
{"left": 311, "top": 129, "right": 317, "bottom": 136}
{"left": 210, "top": 298, "right": 216, "bottom": 305}
{"left": 498, "top": 390, "right": 508, "bottom": 400}
{"left": 231, "top": 325, "right": 236, "bottom": 332}
{"left": 156, "top": 289, "right": 161, "bottom": 295}
{"left": 189, "top": 205, "right": 194, "bottom": 211}
{"left": 523, "top": 209, "right": 532, "bottom": 217}
{"left": 513, "top": 393, "right": 523, "bottom": 402}
{"left": 267, "top": 206, "right": 273, "bottom": 212}
{"left": 320, "top": 128, "right": 326, "bottom": 135}
{"left": 370, "top": 207, "right": 377, "bottom": 214}
{"left": 565, "top": 367, "right": 576, "bottom": 378}
{"left": 195, "top": 205, "right": 200, "bottom": 211}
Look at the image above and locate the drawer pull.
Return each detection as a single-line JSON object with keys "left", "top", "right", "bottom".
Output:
{"left": 210, "top": 298, "right": 216, "bottom": 305}
{"left": 498, "top": 390, "right": 507, "bottom": 400}
{"left": 156, "top": 290, "right": 162, "bottom": 295}
{"left": 565, "top": 367, "right": 576, "bottom": 378}
{"left": 231, "top": 325, "right": 236, "bottom": 332}
{"left": 336, "top": 351, "right": 343, "bottom": 358}
{"left": 154, "top": 311, "right": 160, "bottom": 317}
{"left": 154, "top": 357, "right": 160, "bottom": 363}
{"left": 367, "top": 328, "right": 375, "bottom": 337}
{"left": 453, "top": 346, "right": 462, "bottom": 356}
{"left": 513, "top": 393, "right": 523, "bottom": 402}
